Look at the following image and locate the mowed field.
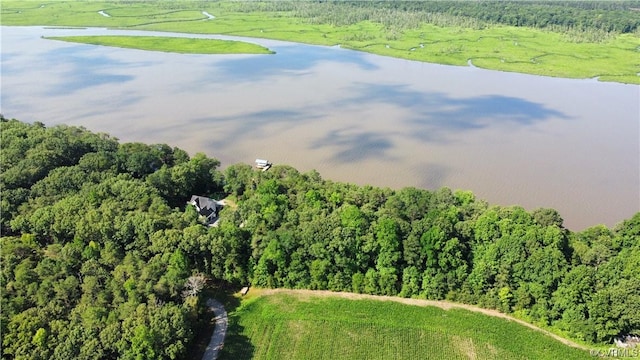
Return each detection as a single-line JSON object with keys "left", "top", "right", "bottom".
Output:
{"left": 2, "top": 0, "right": 639, "bottom": 83}
{"left": 220, "top": 290, "right": 589, "bottom": 360}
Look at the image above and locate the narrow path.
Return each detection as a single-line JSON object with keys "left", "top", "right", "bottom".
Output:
{"left": 202, "top": 298, "right": 227, "bottom": 360}
{"left": 261, "top": 288, "right": 589, "bottom": 351}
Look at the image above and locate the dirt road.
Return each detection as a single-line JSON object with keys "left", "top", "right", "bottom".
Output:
{"left": 202, "top": 298, "right": 227, "bottom": 360}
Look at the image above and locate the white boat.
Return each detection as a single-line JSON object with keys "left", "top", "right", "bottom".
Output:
{"left": 255, "top": 158, "right": 272, "bottom": 171}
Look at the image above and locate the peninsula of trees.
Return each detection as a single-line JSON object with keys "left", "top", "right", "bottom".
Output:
{"left": 2, "top": 117, "right": 639, "bottom": 359}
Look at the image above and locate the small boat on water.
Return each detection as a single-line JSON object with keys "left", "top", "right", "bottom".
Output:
{"left": 255, "top": 158, "right": 272, "bottom": 171}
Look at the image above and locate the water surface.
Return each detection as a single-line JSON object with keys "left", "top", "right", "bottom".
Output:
{"left": 2, "top": 26, "right": 638, "bottom": 230}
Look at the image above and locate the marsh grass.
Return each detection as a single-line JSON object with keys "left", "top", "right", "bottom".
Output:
{"left": 221, "top": 292, "right": 590, "bottom": 360}
{"left": 45, "top": 35, "right": 274, "bottom": 54}
{"left": 2, "top": 0, "right": 638, "bottom": 83}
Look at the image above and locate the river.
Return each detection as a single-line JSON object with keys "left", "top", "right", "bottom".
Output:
{"left": 1, "top": 26, "right": 638, "bottom": 230}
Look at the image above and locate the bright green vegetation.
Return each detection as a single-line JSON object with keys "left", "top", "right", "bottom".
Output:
{"left": 46, "top": 35, "right": 274, "bottom": 54}
{"left": 222, "top": 292, "right": 589, "bottom": 360}
{"left": 2, "top": 117, "right": 639, "bottom": 359}
{"left": 2, "top": 1, "right": 639, "bottom": 84}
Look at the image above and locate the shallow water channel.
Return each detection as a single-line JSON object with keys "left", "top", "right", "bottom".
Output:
{"left": 1, "top": 26, "right": 638, "bottom": 230}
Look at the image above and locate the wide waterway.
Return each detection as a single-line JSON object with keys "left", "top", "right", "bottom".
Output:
{"left": 1, "top": 26, "right": 638, "bottom": 230}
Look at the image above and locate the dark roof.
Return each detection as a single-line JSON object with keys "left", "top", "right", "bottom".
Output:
{"left": 190, "top": 195, "right": 220, "bottom": 219}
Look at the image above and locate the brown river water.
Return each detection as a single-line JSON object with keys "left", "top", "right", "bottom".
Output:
{"left": 2, "top": 26, "right": 638, "bottom": 230}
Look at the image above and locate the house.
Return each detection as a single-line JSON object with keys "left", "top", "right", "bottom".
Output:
{"left": 189, "top": 195, "right": 223, "bottom": 226}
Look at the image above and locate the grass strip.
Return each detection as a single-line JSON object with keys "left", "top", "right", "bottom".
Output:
{"left": 45, "top": 35, "right": 274, "bottom": 54}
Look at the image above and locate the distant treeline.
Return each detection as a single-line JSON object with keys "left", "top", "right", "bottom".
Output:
{"left": 228, "top": 1, "right": 640, "bottom": 34}
{"left": 2, "top": 117, "right": 639, "bottom": 359}
{"left": 369, "top": 1, "right": 640, "bottom": 33}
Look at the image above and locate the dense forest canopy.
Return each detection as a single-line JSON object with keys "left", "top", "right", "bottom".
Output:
{"left": 368, "top": 1, "right": 640, "bottom": 33}
{"left": 1, "top": 117, "right": 639, "bottom": 359}
{"left": 227, "top": 0, "right": 640, "bottom": 34}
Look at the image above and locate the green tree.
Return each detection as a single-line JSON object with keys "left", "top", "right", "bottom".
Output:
{"left": 126, "top": 325, "right": 156, "bottom": 360}
{"left": 166, "top": 249, "right": 189, "bottom": 298}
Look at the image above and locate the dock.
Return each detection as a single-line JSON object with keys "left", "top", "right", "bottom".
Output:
{"left": 255, "top": 158, "right": 272, "bottom": 171}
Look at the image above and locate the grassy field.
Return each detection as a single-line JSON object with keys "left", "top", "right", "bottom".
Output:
{"left": 220, "top": 290, "right": 590, "bottom": 360}
{"left": 45, "top": 35, "right": 274, "bottom": 54}
{"left": 2, "top": 0, "right": 639, "bottom": 84}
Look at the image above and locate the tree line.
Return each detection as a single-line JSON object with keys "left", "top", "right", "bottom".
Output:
{"left": 226, "top": 1, "right": 640, "bottom": 41}
{"left": 372, "top": 1, "right": 640, "bottom": 34}
{"left": 2, "top": 117, "right": 639, "bottom": 359}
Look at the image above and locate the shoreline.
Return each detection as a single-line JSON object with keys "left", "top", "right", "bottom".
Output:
{"left": 7, "top": 25, "right": 637, "bottom": 85}
{"left": 2, "top": 25, "right": 637, "bottom": 231}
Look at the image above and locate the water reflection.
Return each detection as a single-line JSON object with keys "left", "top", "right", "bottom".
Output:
{"left": 342, "top": 83, "right": 570, "bottom": 142}
{"left": 42, "top": 45, "right": 142, "bottom": 94}
{"left": 67, "top": 92, "right": 146, "bottom": 122}
{"left": 310, "top": 86, "right": 570, "bottom": 160}
{"left": 198, "top": 109, "right": 325, "bottom": 148}
{"left": 311, "top": 126, "right": 395, "bottom": 163}
{"left": 419, "top": 163, "right": 451, "bottom": 189}
{"left": 211, "top": 44, "right": 378, "bottom": 82}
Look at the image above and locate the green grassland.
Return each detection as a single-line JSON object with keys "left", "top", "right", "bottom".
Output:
{"left": 45, "top": 35, "right": 274, "bottom": 54}
{"left": 2, "top": 0, "right": 639, "bottom": 84}
{"left": 221, "top": 291, "right": 590, "bottom": 360}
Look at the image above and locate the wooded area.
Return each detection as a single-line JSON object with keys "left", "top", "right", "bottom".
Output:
{"left": 230, "top": 1, "right": 640, "bottom": 36}
{"left": 1, "top": 117, "right": 639, "bottom": 359}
